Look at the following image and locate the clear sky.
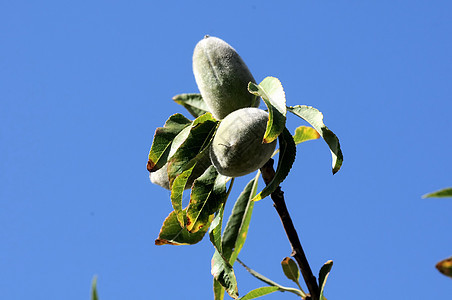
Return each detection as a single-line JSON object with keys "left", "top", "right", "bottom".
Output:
{"left": 1, "top": 1, "right": 452, "bottom": 299}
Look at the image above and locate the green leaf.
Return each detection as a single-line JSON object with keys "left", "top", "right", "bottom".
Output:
{"left": 155, "top": 209, "right": 211, "bottom": 245}
{"left": 167, "top": 113, "right": 218, "bottom": 184}
{"left": 281, "top": 257, "right": 300, "bottom": 284}
{"left": 223, "top": 173, "right": 259, "bottom": 263}
{"left": 248, "top": 77, "right": 287, "bottom": 143}
{"left": 253, "top": 127, "right": 296, "bottom": 202}
{"left": 214, "top": 279, "right": 225, "bottom": 300}
{"left": 287, "top": 105, "right": 343, "bottom": 174}
{"left": 237, "top": 258, "right": 305, "bottom": 298}
{"left": 237, "top": 286, "right": 279, "bottom": 300}
{"left": 210, "top": 204, "right": 225, "bottom": 252}
{"left": 186, "top": 166, "right": 229, "bottom": 233}
{"left": 422, "top": 187, "right": 452, "bottom": 198}
{"left": 91, "top": 276, "right": 99, "bottom": 300}
{"left": 319, "top": 260, "right": 333, "bottom": 300}
{"left": 293, "top": 126, "right": 320, "bottom": 145}
{"left": 170, "top": 166, "right": 195, "bottom": 227}
{"left": 436, "top": 257, "right": 452, "bottom": 278}
{"left": 147, "top": 113, "right": 191, "bottom": 172}
{"left": 173, "top": 93, "right": 210, "bottom": 118}
{"left": 212, "top": 250, "right": 239, "bottom": 299}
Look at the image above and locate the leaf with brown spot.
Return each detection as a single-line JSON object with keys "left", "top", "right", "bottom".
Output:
{"left": 155, "top": 209, "right": 211, "bottom": 246}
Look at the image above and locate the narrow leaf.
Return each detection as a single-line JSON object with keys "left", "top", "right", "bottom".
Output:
{"left": 173, "top": 93, "right": 210, "bottom": 118}
{"left": 422, "top": 188, "right": 452, "bottom": 198}
{"left": 436, "top": 257, "right": 452, "bottom": 278}
{"left": 319, "top": 260, "right": 333, "bottom": 300}
{"left": 228, "top": 171, "right": 261, "bottom": 265}
{"left": 214, "top": 279, "right": 225, "bottom": 300}
{"left": 293, "top": 126, "right": 320, "bottom": 145}
{"left": 237, "top": 258, "right": 305, "bottom": 298}
{"left": 186, "top": 166, "right": 229, "bottom": 233}
{"left": 210, "top": 204, "right": 225, "bottom": 252}
{"left": 147, "top": 113, "right": 191, "bottom": 172}
{"left": 167, "top": 113, "right": 218, "bottom": 183}
{"left": 212, "top": 250, "right": 239, "bottom": 299}
{"left": 170, "top": 166, "right": 195, "bottom": 227}
{"left": 287, "top": 105, "right": 343, "bottom": 174}
{"left": 248, "top": 77, "right": 286, "bottom": 143}
{"left": 237, "top": 286, "right": 279, "bottom": 300}
{"left": 155, "top": 210, "right": 211, "bottom": 245}
{"left": 281, "top": 257, "right": 300, "bottom": 284}
{"left": 223, "top": 173, "right": 259, "bottom": 263}
{"left": 253, "top": 127, "right": 296, "bottom": 201}
{"left": 91, "top": 276, "right": 99, "bottom": 300}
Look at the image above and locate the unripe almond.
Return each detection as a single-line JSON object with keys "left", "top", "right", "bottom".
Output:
{"left": 210, "top": 108, "right": 276, "bottom": 177}
{"left": 193, "top": 36, "right": 259, "bottom": 120}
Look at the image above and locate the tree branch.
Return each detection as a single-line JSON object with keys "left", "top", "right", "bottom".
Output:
{"left": 260, "top": 158, "right": 320, "bottom": 300}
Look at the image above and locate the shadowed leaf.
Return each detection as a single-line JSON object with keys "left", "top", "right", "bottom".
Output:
{"left": 237, "top": 286, "right": 279, "bottom": 300}
{"left": 248, "top": 77, "right": 286, "bottom": 143}
{"left": 212, "top": 250, "right": 239, "bottom": 299}
{"left": 173, "top": 93, "right": 210, "bottom": 118}
{"left": 281, "top": 257, "right": 300, "bottom": 284}
{"left": 436, "top": 257, "right": 452, "bottom": 278}
{"left": 186, "top": 166, "right": 229, "bottom": 233}
{"left": 223, "top": 173, "right": 259, "bottom": 263}
{"left": 155, "top": 210, "right": 211, "bottom": 245}
{"left": 422, "top": 188, "right": 452, "bottom": 198}
{"left": 287, "top": 105, "right": 343, "bottom": 174}
{"left": 147, "top": 113, "right": 191, "bottom": 172}
{"left": 167, "top": 113, "right": 218, "bottom": 184}
{"left": 319, "top": 260, "right": 333, "bottom": 300}
{"left": 293, "top": 126, "right": 320, "bottom": 145}
{"left": 253, "top": 127, "right": 296, "bottom": 201}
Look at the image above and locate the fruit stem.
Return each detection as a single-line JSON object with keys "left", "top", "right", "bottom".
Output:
{"left": 260, "top": 159, "right": 320, "bottom": 300}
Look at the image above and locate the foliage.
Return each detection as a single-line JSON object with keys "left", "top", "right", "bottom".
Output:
{"left": 146, "top": 75, "right": 343, "bottom": 299}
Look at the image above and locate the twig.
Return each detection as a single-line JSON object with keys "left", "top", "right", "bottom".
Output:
{"left": 260, "top": 159, "right": 320, "bottom": 300}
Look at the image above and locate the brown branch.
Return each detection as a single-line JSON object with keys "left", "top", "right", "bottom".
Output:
{"left": 260, "top": 158, "right": 320, "bottom": 300}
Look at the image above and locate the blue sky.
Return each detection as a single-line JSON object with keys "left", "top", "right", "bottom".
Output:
{"left": 1, "top": 1, "right": 452, "bottom": 299}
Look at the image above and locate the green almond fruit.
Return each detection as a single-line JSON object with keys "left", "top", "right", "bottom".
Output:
{"left": 210, "top": 107, "right": 276, "bottom": 177}
{"left": 193, "top": 36, "right": 259, "bottom": 120}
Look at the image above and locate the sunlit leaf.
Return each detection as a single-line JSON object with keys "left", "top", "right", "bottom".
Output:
{"left": 319, "top": 260, "right": 333, "bottom": 300}
{"left": 287, "top": 105, "right": 343, "bottom": 174}
{"left": 170, "top": 166, "right": 195, "bottom": 227}
{"left": 248, "top": 77, "right": 286, "bottom": 143}
{"left": 155, "top": 210, "right": 210, "bottom": 245}
{"left": 214, "top": 279, "right": 225, "bottom": 300}
{"left": 436, "top": 257, "right": 452, "bottom": 278}
{"left": 167, "top": 113, "right": 218, "bottom": 184}
{"left": 210, "top": 204, "right": 225, "bottom": 252}
{"left": 91, "top": 276, "right": 99, "bottom": 300}
{"left": 223, "top": 173, "right": 259, "bottom": 263}
{"left": 293, "top": 126, "right": 320, "bottom": 145}
{"left": 186, "top": 166, "right": 229, "bottom": 233}
{"left": 147, "top": 113, "right": 191, "bottom": 172}
{"left": 281, "top": 257, "right": 300, "bottom": 284}
{"left": 173, "top": 93, "right": 210, "bottom": 118}
{"left": 212, "top": 250, "right": 239, "bottom": 299}
{"left": 253, "top": 127, "right": 296, "bottom": 201}
{"left": 422, "top": 188, "right": 452, "bottom": 198}
{"left": 237, "top": 286, "right": 279, "bottom": 300}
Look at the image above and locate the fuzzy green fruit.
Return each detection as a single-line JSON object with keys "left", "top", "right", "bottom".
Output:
{"left": 193, "top": 36, "right": 259, "bottom": 120}
{"left": 210, "top": 108, "right": 276, "bottom": 177}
